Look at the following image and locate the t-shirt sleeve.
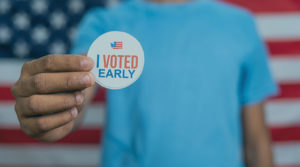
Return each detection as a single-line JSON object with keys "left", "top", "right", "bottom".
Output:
{"left": 70, "top": 8, "right": 107, "bottom": 54}
{"left": 240, "top": 15, "right": 278, "bottom": 106}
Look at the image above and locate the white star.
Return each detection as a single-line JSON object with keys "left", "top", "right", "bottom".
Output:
{"left": 14, "top": 40, "right": 30, "bottom": 58}
{"left": 31, "top": 0, "right": 48, "bottom": 14}
{"left": 68, "top": 0, "right": 84, "bottom": 14}
{"left": 68, "top": 26, "right": 77, "bottom": 41}
{"left": 13, "top": 12, "right": 30, "bottom": 30}
{"left": 49, "top": 40, "right": 67, "bottom": 54}
{"left": 0, "top": 0, "right": 11, "bottom": 14}
{"left": 31, "top": 25, "right": 50, "bottom": 44}
{"left": 0, "top": 26, "right": 12, "bottom": 43}
{"left": 50, "top": 11, "right": 67, "bottom": 29}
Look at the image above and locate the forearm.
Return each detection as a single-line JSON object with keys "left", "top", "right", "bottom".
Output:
{"left": 242, "top": 103, "right": 274, "bottom": 167}
{"left": 244, "top": 137, "right": 274, "bottom": 167}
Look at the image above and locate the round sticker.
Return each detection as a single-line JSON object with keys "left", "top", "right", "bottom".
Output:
{"left": 87, "top": 31, "right": 144, "bottom": 90}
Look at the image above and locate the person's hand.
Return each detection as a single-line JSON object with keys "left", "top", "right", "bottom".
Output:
{"left": 11, "top": 54, "right": 95, "bottom": 142}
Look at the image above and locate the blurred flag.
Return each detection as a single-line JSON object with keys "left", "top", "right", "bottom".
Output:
{"left": 225, "top": 0, "right": 300, "bottom": 166}
{"left": 0, "top": 0, "right": 300, "bottom": 167}
{"left": 0, "top": 0, "right": 106, "bottom": 59}
{"left": 0, "top": 0, "right": 106, "bottom": 167}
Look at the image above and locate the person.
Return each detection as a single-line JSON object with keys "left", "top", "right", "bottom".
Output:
{"left": 11, "top": 0, "right": 278, "bottom": 166}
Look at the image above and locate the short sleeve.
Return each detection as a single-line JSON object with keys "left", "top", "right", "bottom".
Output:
{"left": 70, "top": 8, "right": 107, "bottom": 54}
{"left": 240, "top": 16, "right": 278, "bottom": 106}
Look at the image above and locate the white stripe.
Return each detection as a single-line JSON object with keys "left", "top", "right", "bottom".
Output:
{"left": 0, "top": 139, "right": 299, "bottom": 166}
{"left": 0, "top": 102, "right": 19, "bottom": 128}
{"left": 274, "top": 142, "right": 300, "bottom": 166}
{"left": 266, "top": 100, "right": 300, "bottom": 126}
{"left": 2, "top": 100, "right": 300, "bottom": 131}
{"left": 83, "top": 103, "right": 106, "bottom": 127}
{"left": 256, "top": 13, "right": 300, "bottom": 40}
{"left": 0, "top": 144, "right": 100, "bottom": 166}
{"left": 1, "top": 52, "right": 300, "bottom": 85}
{"left": 270, "top": 57, "right": 300, "bottom": 83}
{"left": 1, "top": 143, "right": 299, "bottom": 166}
{"left": 0, "top": 59, "right": 24, "bottom": 83}
{"left": 0, "top": 102, "right": 105, "bottom": 127}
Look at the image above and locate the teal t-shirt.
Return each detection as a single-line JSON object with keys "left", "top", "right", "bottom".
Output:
{"left": 71, "top": 0, "right": 278, "bottom": 166}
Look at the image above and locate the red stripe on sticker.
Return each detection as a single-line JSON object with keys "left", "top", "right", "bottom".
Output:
{"left": 267, "top": 40, "right": 300, "bottom": 56}
{"left": 223, "top": 0, "right": 300, "bottom": 13}
{"left": 0, "top": 128, "right": 102, "bottom": 144}
{"left": 271, "top": 126, "right": 300, "bottom": 142}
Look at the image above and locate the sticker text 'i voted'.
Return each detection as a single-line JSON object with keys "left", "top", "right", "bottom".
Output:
{"left": 96, "top": 54, "right": 138, "bottom": 79}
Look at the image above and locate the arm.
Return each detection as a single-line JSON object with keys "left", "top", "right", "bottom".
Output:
{"left": 242, "top": 103, "right": 274, "bottom": 167}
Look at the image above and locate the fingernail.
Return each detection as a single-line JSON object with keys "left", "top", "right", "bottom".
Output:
{"left": 80, "top": 75, "right": 90, "bottom": 85}
{"left": 71, "top": 108, "right": 78, "bottom": 118}
{"left": 76, "top": 94, "right": 83, "bottom": 105}
{"left": 80, "top": 59, "right": 93, "bottom": 69}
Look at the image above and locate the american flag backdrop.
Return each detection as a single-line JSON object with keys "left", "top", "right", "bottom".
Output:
{"left": 0, "top": 0, "right": 299, "bottom": 167}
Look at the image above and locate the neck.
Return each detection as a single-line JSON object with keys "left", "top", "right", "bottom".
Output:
{"left": 150, "top": 0, "right": 190, "bottom": 3}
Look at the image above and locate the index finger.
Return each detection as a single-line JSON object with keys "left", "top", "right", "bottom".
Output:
{"left": 23, "top": 54, "right": 93, "bottom": 76}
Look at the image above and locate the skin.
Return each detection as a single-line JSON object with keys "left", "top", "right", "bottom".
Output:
{"left": 11, "top": 54, "right": 96, "bottom": 142}
{"left": 242, "top": 104, "right": 274, "bottom": 167}
{"left": 11, "top": 0, "right": 274, "bottom": 166}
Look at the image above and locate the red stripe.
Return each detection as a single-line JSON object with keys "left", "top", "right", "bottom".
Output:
{"left": 223, "top": 0, "right": 300, "bottom": 13}
{"left": 1, "top": 126, "right": 300, "bottom": 144}
{"left": 0, "top": 86, "right": 106, "bottom": 103}
{"left": 271, "top": 126, "right": 300, "bottom": 142}
{"left": 92, "top": 87, "right": 106, "bottom": 103}
{"left": 0, "top": 83, "right": 300, "bottom": 101}
{"left": 0, "top": 85, "right": 14, "bottom": 102}
{"left": 273, "top": 83, "right": 300, "bottom": 99}
{"left": 267, "top": 40, "right": 300, "bottom": 56}
{"left": 0, "top": 128, "right": 101, "bottom": 144}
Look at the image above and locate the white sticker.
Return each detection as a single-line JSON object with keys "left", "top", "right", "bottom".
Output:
{"left": 87, "top": 31, "right": 144, "bottom": 90}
